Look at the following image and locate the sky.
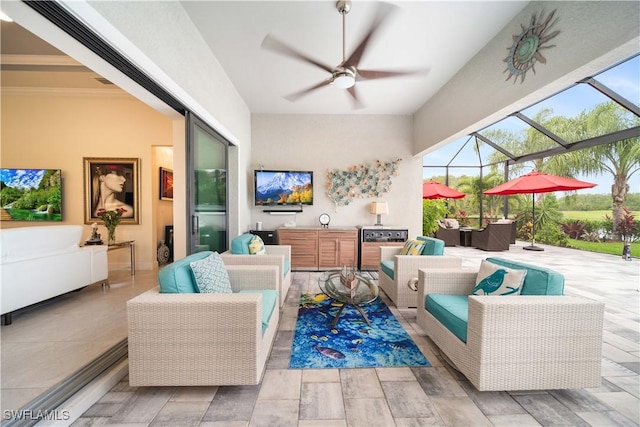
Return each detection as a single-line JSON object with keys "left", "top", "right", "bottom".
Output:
{"left": 422, "top": 55, "right": 640, "bottom": 195}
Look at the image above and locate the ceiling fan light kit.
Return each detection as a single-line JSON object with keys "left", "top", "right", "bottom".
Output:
{"left": 261, "top": 0, "right": 426, "bottom": 108}
{"left": 332, "top": 68, "right": 355, "bottom": 89}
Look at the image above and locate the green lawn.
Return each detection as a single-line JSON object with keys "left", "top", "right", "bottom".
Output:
{"left": 561, "top": 210, "right": 640, "bottom": 221}
{"left": 566, "top": 238, "right": 639, "bottom": 258}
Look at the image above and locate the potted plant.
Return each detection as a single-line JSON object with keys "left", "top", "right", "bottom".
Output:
{"left": 616, "top": 208, "right": 637, "bottom": 261}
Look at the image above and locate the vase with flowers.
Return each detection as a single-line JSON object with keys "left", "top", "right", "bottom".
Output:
{"left": 97, "top": 207, "right": 127, "bottom": 244}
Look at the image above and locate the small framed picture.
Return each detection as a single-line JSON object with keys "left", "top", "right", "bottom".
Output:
{"left": 160, "top": 167, "right": 174, "bottom": 201}
{"left": 83, "top": 157, "right": 140, "bottom": 224}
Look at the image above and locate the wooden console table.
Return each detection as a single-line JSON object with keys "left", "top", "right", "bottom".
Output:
{"left": 108, "top": 240, "right": 136, "bottom": 275}
{"left": 277, "top": 227, "right": 358, "bottom": 271}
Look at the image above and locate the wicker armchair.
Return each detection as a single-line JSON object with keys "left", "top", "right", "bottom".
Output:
{"left": 128, "top": 264, "right": 280, "bottom": 387}
{"left": 435, "top": 225, "right": 460, "bottom": 246}
{"left": 471, "top": 223, "right": 512, "bottom": 251}
{"left": 416, "top": 259, "right": 604, "bottom": 391}
{"left": 220, "top": 233, "right": 292, "bottom": 306}
{"left": 378, "top": 237, "right": 462, "bottom": 308}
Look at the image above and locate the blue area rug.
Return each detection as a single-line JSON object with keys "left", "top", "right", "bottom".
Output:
{"left": 289, "top": 293, "right": 430, "bottom": 369}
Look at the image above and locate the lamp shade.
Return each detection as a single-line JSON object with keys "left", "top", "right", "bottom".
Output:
{"left": 370, "top": 201, "right": 389, "bottom": 215}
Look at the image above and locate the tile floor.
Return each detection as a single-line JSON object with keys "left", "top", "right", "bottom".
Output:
{"left": 70, "top": 242, "right": 639, "bottom": 426}
{"left": 0, "top": 269, "right": 157, "bottom": 414}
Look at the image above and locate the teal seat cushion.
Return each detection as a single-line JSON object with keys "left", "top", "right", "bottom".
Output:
{"left": 486, "top": 257, "right": 564, "bottom": 295}
{"left": 284, "top": 259, "right": 291, "bottom": 276}
{"left": 426, "top": 294, "right": 469, "bottom": 343}
{"left": 238, "top": 289, "right": 279, "bottom": 335}
{"left": 230, "top": 233, "right": 253, "bottom": 254}
{"left": 380, "top": 259, "right": 395, "bottom": 279}
{"left": 416, "top": 236, "right": 445, "bottom": 255}
{"left": 158, "top": 251, "right": 213, "bottom": 294}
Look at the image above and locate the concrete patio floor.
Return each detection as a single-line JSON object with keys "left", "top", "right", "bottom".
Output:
{"left": 71, "top": 241, "right": 639, "bottom": 426}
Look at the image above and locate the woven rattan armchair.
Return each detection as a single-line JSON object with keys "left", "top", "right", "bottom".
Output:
{"left": 435, "top": 225, "right": 460, "bottom": 246}
{"left": 127, "top": 264, "right": 280, "bottom": 387}
{"left": 378, "top": 237, "right": 462, "bottom": 308}
{"left": 471, "top": 223, "right": 512, "bottom": 251}
{"left": 416, "top": 261, "right": 604, "bottom": 391}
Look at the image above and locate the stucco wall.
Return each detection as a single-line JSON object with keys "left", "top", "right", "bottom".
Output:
{"left": 251, "top": 114, "right": 423, "bottom": 237}
{"left": 413, "top": 1, "right": 640, "bottom": 155}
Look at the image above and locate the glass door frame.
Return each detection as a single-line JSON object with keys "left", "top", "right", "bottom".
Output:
{"left": 186, "top": 112, "right": 230, "bottom": 254}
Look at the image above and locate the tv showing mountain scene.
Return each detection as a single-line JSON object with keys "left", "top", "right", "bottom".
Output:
{"left": 0, "top": 169, "right": 62, "bottom": 221}
{"left": 255, "top": 170, "right": 313, "bottom": 206}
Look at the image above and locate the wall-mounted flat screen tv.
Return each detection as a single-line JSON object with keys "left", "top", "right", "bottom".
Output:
{"left": 254, "top": 170, "right": 313, "bottom": 206}
{"left": 0, "top": 168, "right": 62, "bottom": 221}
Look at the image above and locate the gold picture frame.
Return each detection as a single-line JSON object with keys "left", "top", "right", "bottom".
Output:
{"left": 83, "top": 157, "right": 140, "bottom": 224}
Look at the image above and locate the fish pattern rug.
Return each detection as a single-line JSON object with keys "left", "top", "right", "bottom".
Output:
{"left": 289, "top": 293, "right": 431, "bottom": 369}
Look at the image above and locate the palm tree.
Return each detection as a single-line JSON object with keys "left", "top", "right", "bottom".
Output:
{"left": 555, "top": 102, "right": 640, "bottom": 238}
{"left": 482, "top": 102, "right": 639, "bottom": 238}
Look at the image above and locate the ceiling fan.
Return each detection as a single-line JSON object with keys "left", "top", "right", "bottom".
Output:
{"left": 261, "top": 0, "right": 427, "bottom": 109}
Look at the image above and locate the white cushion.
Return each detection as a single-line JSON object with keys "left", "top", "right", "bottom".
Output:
{"left": 443, "top": 218, "right": 459, "bottom": 229}
{"left": 472, "top": 259, "right": 526, "bottom": 296}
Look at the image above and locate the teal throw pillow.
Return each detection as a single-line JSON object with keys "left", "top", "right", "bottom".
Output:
{"left": 472, "top": 259, "right": 526, "bottom": 296}
{"left": 190, "top": 252, "right": 232, "bottom": 293}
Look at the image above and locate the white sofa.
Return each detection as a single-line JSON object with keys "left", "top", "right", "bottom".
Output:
{"left": 0, "top": 225, "right": 108, "bottom": 324}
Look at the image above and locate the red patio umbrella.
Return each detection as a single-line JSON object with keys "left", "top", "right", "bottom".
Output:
{"left": 422, "top": 180, "right": 466, "bottom": 200}
{"left": 484, "top": 171, "right": 596, "bottom": 251}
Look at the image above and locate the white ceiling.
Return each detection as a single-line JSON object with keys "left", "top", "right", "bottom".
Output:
{"left": 180, "top": 1, "right": 529, "bottom": 115}
{"left": 2, "top": 1, "right": 530, "bottom": 116}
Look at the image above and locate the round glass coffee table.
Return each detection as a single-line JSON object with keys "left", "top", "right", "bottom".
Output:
{"left": 318, "top": 270, "right": 379, "bottom": 328}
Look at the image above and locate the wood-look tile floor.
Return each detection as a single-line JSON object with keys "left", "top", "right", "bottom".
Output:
{"left": 71, "top": 242, "right": 639, "bottom": 426}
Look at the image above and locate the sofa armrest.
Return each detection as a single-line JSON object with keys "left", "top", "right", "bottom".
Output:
{"left": 264, "top": 245, "right": 291, "bottom": 261}
{"left": 395, "top": 255, "right": 462, "bottom": 291}
{"left": 380, "top": 246, "right": 402, "bottom": 262}
{"left": 127, "top": 287, "right": 264, "bottom": 384}
{"left": 467, "top": 296, "right": 604, "bottom": 389}
{"left": 226, "top": 265, "right": 279, "bottom": 292}
{"left": 418, "top": 268, "right": 477, "bottom": 297}
{"left": 468, "top": 296, "right": 605, "bottom": 342}
{"left": 220, "top": 252, "right": 285, "bottom": 276}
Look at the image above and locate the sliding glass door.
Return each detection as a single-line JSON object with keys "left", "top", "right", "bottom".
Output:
{"left": 187, "top": 113, "right": 229, "bottom": 254}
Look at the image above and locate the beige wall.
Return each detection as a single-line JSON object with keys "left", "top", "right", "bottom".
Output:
{"left": 413, "top": 1, "right": 640, "bottom": 155}
{"left": 251, "top": 114, "right": 423, "bottom": 238}
{"left": 1, "top": 89, "right": 173, "bottom": 270}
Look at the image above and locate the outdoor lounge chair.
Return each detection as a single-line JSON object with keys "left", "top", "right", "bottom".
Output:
{"left": 472, "top": 223, "right": 512, "bottom": 251}
{"left": 435, "top": 225, "right": 460, "bottom": 246}
{"left": 378, "top": 236, "right": 462, "bottom": 308}
{"left": 416, "top": 257, "right": 604, "bottom": 391}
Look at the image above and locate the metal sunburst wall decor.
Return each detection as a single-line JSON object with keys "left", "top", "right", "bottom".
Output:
{"left": 504, "top": 9, "right": 560, "bottom": 84}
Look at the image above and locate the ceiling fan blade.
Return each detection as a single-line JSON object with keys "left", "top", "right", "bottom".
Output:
{"left": 343, "top": 2, "right": 397, "bottom": 69}
{"left": 346, "top": 85, "right": 364, "bottom": 110}
{"left": 357, "top": 67, "right": 430, "bottom": 80}
{"left": 261, "top": 34, "right": 334, "bottom": 73}
{"left": 284, "top": 78, "right": 333, "bottom": 102}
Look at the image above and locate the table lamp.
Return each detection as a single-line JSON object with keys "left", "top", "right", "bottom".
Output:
{"left": 370, "top": 201, "right": 388, "bottom": 226}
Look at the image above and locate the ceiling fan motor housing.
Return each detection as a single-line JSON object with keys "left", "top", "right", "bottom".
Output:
{"left": 336, "top": 1, "right": 351, "bottom": 15}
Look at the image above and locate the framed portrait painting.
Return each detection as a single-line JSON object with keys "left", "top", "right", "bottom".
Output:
{"left": 159, "top": 167, "right": 174, "bottom": 201}
{"left": 83, "top": 157, "right": 140, "bottom": 224}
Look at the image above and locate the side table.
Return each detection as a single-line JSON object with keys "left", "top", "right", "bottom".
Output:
{"left": 108, "top": 240, "right": 136, "bottom": 275}
{"left": 459, "top": 228, "right": 473, "bottom": 247}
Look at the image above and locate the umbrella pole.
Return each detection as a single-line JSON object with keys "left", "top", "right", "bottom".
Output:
{"left": 524, "top": 192, "right": 544, "bottom": 251}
